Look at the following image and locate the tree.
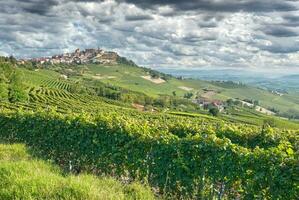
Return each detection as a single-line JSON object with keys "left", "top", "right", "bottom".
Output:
{"left": 144, "top": 96, "right": 154, "bottom": 105}
{"left": 209, "top": 107, "right": 219, "bottom": 116}
{"left": 253, "top": 100, "right": 260, "bottom": 106}
{"left": 184, "top": 92, "right": 193, "bottom": 99}
{"left": 172, "top": 91, "right": 176, "bottom": 97}
{"left": 226, "top": 99, "right": 234, "bottom": 107}
{"left": 69, "top": 83, "right": 86, "bottom": 94}
{"left": 9, "top": 55, "right": 17, "bottom": 65}
{"left": 8, "top": 71, "right": 28, "bottom": 103}
{"left": 154, "top": 97, "right": 169, "bottom": 108}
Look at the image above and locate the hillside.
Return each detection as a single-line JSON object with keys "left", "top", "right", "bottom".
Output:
{"left": 17, "top": 49, "right": 299, "bottom": 120}
{"left": 0, "top": 53, "right": 298, "bottom": 199}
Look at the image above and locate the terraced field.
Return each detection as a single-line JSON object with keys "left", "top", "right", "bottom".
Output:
{"left": 41, "top": 79, "right": 71, "bottom": 91}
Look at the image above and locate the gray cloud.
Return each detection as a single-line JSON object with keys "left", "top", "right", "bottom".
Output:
{"left": 125, "top": 14, "right": 153, "bottom": 21}
{"left": 11, "top": 0, "right": 59, "bottom": 15}
{"left": 282, "top": 15, "right": 299, "bottom": 27}
{"left": 263, "top": 26, "right": 299, "bottom": 37}
{"left": 121, "top": 0, "right": 298, "bottom": 12}
{"left": 261, "top": 43, "right": 299, "bottom": 54}
{"left": 0, "top": 0, "right": 299, "bottom": 72}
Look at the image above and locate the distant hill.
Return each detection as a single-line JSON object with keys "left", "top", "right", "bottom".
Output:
{"left": 158, "top": 68, "right": 299, "bottom": 92}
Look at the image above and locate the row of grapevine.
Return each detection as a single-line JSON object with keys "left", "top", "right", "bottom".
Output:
{"left": 41, "top": 79, "right": 71, "bottom": 91}
{"left": 0, "top": 108, "right": 297, "bottom": 199}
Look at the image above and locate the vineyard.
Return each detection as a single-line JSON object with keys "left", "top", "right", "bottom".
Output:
{"left": 0, "top": 105, "right": 298, "bottom": 199}
{"left": 0, "top": 61, "right": 298, "bottom": 199}
{"left": 41, "top": 79, "right": 72, "bottom": 91}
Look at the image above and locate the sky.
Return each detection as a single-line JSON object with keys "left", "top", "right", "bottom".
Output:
{"left": 0, "top": 0, "right": 299, "bottom": 74}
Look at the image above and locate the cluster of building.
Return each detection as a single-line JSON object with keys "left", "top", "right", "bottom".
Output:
{"left": 28, "top": 48, "right": 119, "bottom": 65}
{"left": 192, "top": 98, "right": 225, "bottom": 112}
{"left": 270, "top": 90, "right": 285, "bottom": 96}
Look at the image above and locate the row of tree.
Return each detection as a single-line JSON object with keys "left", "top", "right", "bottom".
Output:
{"left": 0, "top": 58, "right": 28, "bottom": 102}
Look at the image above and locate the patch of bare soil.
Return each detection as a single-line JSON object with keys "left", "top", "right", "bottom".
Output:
{"left": 141, "top": 76, "right": 166, "bottom": 84}
{"left": 92, "top": 74, "right": 116, "bottom": 80}
{"left": 178, "top": 86, "right": 194, "bottom": 91}
{"left": 132, "top": 103, "right": 145, "bottom": 111}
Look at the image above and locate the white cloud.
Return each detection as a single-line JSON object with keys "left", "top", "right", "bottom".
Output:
{"left": 0, "top": 0, "right": 299, "bottom": 73}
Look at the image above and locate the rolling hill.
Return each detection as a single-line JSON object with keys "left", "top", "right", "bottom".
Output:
{"left": 17, "top": 48, "right": 299, "bottom": 118}
{"left": 0, "top": 51, "right": 298, "bottom": 199}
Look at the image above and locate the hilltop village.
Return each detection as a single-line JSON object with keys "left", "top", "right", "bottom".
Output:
{"left": 22, "top": 48, "right": 119, "bottom": 65}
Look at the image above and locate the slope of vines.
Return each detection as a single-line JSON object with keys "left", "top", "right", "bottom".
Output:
{"left": 0, "top": 107, "right": 297, "bottom": 199}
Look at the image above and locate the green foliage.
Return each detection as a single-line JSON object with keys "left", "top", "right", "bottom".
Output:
{"left": 263, "top": 118, "right": 276, "bottom": 127}
{"left": 69, "top": 82, "right": 87, "bottom": 94}
{"left": 281, "top": 109, "right": 299, "bottom": 120}
{"left": 0, "top": 60, "right": 27, "bottom": 102}
{"left": 183, "top": 92, "right": 193, "bottom": 99}
{"left": 211, "top": 81, "right": 246, "bottom": 89}
{"left": 226, "top": 99, "right": 234, "bottom": 107}
{"left": 172, "top": 91, "right": 176, "bottom": 97}
{"left": 209, "top": 107, "right": 219, "bottom": 116}
{"left": 0, "top": 83, "right": 8, "bottom": 101}
{"left": 0, "top": 109, "right": 297, "bottom": 199}
{"left": 117, "top": 56, "right": 137, "bottom": 66}
{"left": 8, "top": 71, "right": 28, "bottom": 103}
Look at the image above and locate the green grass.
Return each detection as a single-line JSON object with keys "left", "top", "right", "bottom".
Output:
{"left": 0, "top": 143, "right": 156, "bottom": 200}
{"left": 215, "top": 87, "right": 299, "bottom": 113}
{"left": 82, "top": 64, "right": 201, "bottom": 97}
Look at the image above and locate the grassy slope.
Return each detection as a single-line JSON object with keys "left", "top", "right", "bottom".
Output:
{"left": 0, "top": 143, "right": 155, "bottom": 200}
{"left": 214, "top": 87, "right": 299, "bottom": 112}
{"left": 80, "top": 64, "right": 299, "bottom": 113}
{"left": 84, "top": 64, "right": 189, "bottom": 97}
{"left": 221, "top": 108, "right": 299, "bottom": 129}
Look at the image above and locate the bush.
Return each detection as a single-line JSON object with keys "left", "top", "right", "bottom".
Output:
{"left": 209, "top": 107, "right": 219, "bottom": 116}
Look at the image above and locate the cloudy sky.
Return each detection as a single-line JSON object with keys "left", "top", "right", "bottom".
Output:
{"left": 0, "top": 0, "right": 299, "bottom": 73}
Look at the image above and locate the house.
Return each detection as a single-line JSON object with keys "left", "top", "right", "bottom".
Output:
{"left": 60, "top": 74, "right": 68, "bottom": 80}
{"left": 194, "top": 98, "right": 224, "bottom": 112}
{"left": 211, "top": 100, "right": 224, "bottom": 112}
